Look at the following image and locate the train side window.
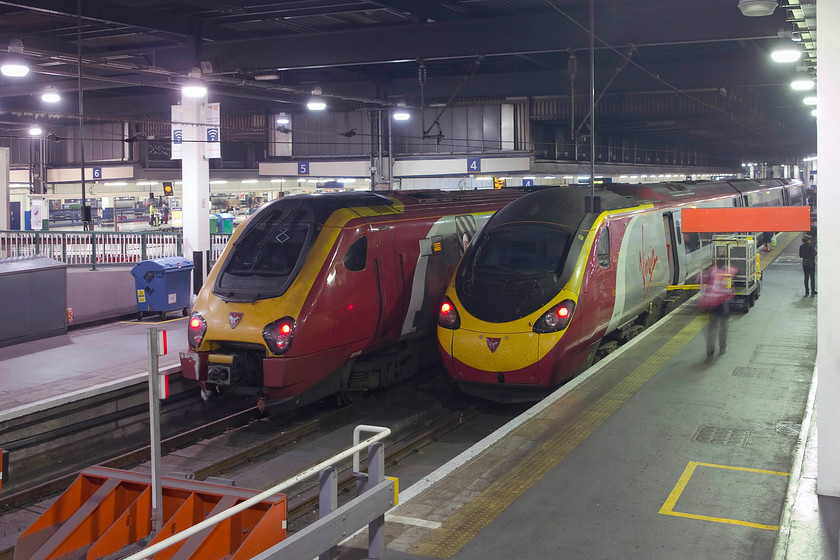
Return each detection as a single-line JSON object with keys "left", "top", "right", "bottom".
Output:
{"left": 344, "top": 236, "right": 367, "bottom": 271}
{"left": 596, "top": 227, "right": 610, "bottom": 268}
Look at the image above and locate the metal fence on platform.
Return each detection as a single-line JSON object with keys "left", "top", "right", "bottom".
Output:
{"left": 0, "top": 230, "right": 231, "bottom": 266}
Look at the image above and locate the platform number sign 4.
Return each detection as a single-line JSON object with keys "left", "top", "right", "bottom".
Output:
{"left": 467, "top": 158, "right": 481, "bottom": 173}
{"left": 298, "top": 161, "right": 310, "bottom": 175}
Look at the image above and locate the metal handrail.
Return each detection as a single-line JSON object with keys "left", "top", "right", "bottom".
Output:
{"left": 121, "top": 425, "right": 392, "bottom": 560}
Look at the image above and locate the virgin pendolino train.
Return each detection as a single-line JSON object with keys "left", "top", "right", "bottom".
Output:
{"left": 436, "top": 179, "right": 805, "bottom": 403}
{"left": 180, "top": 188, "right": 529, "bottom": 408}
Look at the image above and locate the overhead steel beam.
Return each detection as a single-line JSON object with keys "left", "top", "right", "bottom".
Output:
{"left": 193, "top": 5, "right": 782, "bottom": 72}
{"left": 0, "top": 0, "right": 236, "bottom": 41}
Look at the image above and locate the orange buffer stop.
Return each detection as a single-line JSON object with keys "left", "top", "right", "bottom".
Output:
{"left": 14, "top": 466, "right": 287, "bottom": 560}
{"left": 681, "top": 206, "right": 811, "bottom": 233}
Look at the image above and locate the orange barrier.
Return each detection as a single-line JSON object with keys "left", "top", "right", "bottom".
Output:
{"left": 681, "top": 206, "right": 811, "bottom": 233}
{"left": 14, "top": 466, "right": 286, "bottom": 560}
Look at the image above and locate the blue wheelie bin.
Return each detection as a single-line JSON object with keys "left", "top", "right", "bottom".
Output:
{"left": 130, "top": 256, "right": 194, "bottom": 320}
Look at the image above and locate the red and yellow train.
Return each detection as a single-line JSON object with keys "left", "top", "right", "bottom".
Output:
{"left": 180, "top": 189, "right": 528, "bottom": 408}
{"left": 437, "top": 179, "right": 805, "bottom": 402}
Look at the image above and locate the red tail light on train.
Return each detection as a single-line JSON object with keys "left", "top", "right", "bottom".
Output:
{"left": 187, "top": 312, "right": 207, "bottom": 349}
{"left": 263, "top": 317, "right": 296, "bottom": 355}
{"left": 437, "top": 297, "right": 461, "bottom": 330}
{"left": 533, "top": 300, "right": 575, "bottom": 333}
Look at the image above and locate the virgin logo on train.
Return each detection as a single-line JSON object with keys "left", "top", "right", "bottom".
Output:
{"left": 486, "top": 337, "right": 501, "bottom": 353}
{"left": 638, "top": 225, "right": 658, "bottom": 299}
{"left": 229, "top": 312, "right": 244, "bottom": 329}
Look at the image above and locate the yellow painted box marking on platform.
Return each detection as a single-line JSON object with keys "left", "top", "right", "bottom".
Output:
{"left": 411, "top": 313, "right": 709, "bottom": 558}
{"left": 659, "top": 460, "right": 790, "bottom": 531}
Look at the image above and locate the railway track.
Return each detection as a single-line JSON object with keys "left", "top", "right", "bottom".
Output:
{"left": 0, "top": 371, "right": 495, "bottom": 559}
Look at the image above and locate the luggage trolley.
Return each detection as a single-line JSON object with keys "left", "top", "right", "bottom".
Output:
{"left": 710, "top": 234, "right": 761, "bottom": 313}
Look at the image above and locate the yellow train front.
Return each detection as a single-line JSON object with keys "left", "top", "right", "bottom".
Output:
{"left": 437, "top": 187, "right": 675, "bottom": 402}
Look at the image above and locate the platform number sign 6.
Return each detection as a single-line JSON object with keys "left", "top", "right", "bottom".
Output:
{"left": 467, "top": 158, "right": 481, "bottom": 173}
{"left": 298, "top": 161, "right": 310, "bottom": 175}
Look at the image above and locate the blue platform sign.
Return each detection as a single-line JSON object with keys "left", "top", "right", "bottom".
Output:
{"left": 298, "top": 161, "right": 310, "bottom": 175}
{"left": 523, "top": 178, "right": 534, "bottom": 187}
{"left": 467, "top": 158, "right": 481, "bottom": 173}
{"left": 92, "top": 167, "right": 102, "bottom": 179}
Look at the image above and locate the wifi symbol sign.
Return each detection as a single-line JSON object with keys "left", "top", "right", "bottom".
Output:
{"left": 207, "top": 127, "right": 219, "bottom": 142}
{"left": 173, "top": 130, "right": 183, "bottom": 144}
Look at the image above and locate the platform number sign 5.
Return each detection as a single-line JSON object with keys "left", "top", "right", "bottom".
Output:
{"left": 298, "top": 161, "right": 310, "bottom": 175}
{"left": 467, "top": 158, "right": 481, "bottom": 173}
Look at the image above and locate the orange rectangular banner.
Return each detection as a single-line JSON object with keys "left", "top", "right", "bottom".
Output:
{"left": 681, "top": 206, "right": 811, "bottom": 233}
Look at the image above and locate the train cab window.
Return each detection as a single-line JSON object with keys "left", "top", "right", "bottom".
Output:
{"left": 596, "top": 227, "right": 610, "bottom": 268}
{"left": 344, "top": 236, "right": 367, "bottom": 272}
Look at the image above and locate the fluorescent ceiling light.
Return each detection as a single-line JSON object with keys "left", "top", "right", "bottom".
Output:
{"left": 182, "top": 84, "right": 207, "bottom": 98}
{"left": 803, "top": 96, "right": 817, "bottom": 106}
{"left": 392, "top": 110, "right": 410, "bottom": 121}
{"left": 104, "top": 182, "right": 128, "bottom": 187}
{"left": 476, "top": 176, "right": 492, "bottom": 181}
{"left": 307, "top": 99, "right": 326, "bottom": 111}
{"left": 41, "top": 86, "right": 61, "bottom": 103}
{"left": 276, "top": 116, "right": 290, "bottom": 125}
{"left": 29, "top": 126, "right": 42, "bottom": 136}
{"left": 209, "top": 179, "right": 228, "bottom": 184}
{"left": 791, "top": 78, "right": 814, "bottom": 91}
{"left": 543, "top": 176, "right": 555, "bottom": 179}
{"left": 270, "top": 178, "right": 285, "bottom": 183}
{"left": 811, "top": 109, "right": 817, "bottom": 117}
{"left": 771, "top": 48, "right": 801, "bottom": 63}
{"left": 1, "top": 39, "right": 28, "bottom": 77}
{"left": 737, "top": 0, "right": 777, "bottom": 17}
{"left": 241, "top": 179, "right": 258, "bottom": 184}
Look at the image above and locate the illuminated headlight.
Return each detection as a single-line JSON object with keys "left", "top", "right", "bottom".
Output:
{"left": 437, "top": 297, "right": 461, "bottom": 330}
{"left": 187, "top": 312, "right": 207, "bottom": 349}
{"left": 263, "top": 316, "right": 296, "bottom": 355}
{"left": 533, "top": 300, "right": 575, "bottom": 333}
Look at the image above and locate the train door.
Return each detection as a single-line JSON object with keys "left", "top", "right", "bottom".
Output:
{"left": 374, "top": 226, "right": 407, "bottom": 341}
{"left": 662, "top": 212, "right": 680, "bottom": 286}
{"left": 578, "top": 223, "right": 616, "bottom": 343}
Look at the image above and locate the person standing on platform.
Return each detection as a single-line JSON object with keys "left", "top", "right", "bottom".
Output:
{"left": 699, "top": 265, "right": 735, "bottom": 362}
{"left": 799, "top": 235, "right": 817, "bottom": 296}
{"left": 763, "top": 232, "right": 773, "bottom": 252}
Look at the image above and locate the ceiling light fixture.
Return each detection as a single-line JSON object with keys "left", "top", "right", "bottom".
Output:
{"left": 737, "top": 0, "right": 777, "bottom": 17}
{"left": 393, "top": 101, "right": 410, "bottom": 121}
{"left": 791, "top": 77, "right": 815, "bottom": 91}
{"left": 803, "top": 96, "right": 817, "bottom": 106}
{"left": 41, "top": 86, "right": 61, "bottom": 103}
{"left": 29, "top": 126, "right": 42, "bottom": 136}
{"left": 770, "top": 45, "right": 801, "bottom": 63}
{"left": 182, "top": 66, "right": 207, "bottom": 98}
{"left": 307, "top": 86, "right": 326, "bottom": 111}
{"left": 1, "top": 39, "right": 29, "bottom": 77}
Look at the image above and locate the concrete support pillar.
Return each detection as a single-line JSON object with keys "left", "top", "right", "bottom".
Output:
{"left": 180, "top": 94, "right": 211, "bottom": 292}
{"left": 817, "top": 0, "right": 840, "bottom": 496}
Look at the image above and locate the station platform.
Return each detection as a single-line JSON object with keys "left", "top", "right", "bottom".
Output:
{"left": 341, "top": 232, "right": 838, "bottom": 560}
{"left": 0, "top": 315, "right": 184, "bottom": 422}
